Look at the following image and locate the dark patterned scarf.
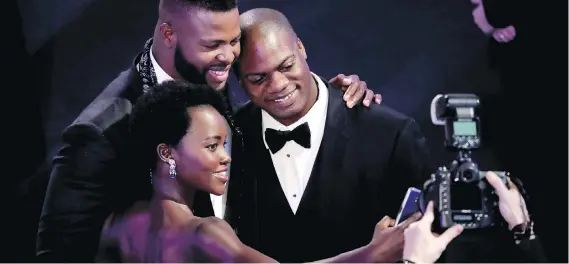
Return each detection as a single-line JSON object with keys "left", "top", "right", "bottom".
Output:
{"left": 138, "top": 38, "right": 158, "bottom": 93}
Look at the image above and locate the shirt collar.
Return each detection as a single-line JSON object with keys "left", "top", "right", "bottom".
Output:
{"left": 261, "top": 72, "right": 329, "bottom": 149}
{"left": 150, "top": 46, "right": 174, "bottom": 84}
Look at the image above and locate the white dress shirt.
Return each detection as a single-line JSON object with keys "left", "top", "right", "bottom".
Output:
{"left": 150, "top": 49, "right": 231, "bottom": 219}
{"left": 261, "top": 73, "right": 329, "bottom": 214}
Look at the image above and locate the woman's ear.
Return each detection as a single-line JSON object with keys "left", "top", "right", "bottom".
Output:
{"left": 157, "top": 143, "right": 172, "bottom": 163}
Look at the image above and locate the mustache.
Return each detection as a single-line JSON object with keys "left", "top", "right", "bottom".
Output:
{"left": 207, "top": 63, "right": 232, "bottom": 70}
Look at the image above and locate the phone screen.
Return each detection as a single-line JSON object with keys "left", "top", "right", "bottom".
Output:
{"left": 395, "top": 187, "right": 422, "bottom": 225}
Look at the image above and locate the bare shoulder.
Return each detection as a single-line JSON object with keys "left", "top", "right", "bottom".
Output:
{"left": 191, "top": 217, "right": 243, "bottom": 262}
{"left": 193, "top": 216, "right": 237, "bottom": 238}
{"left": 98, "top": 202, "right": 152, "bottom": 261}
{"left": 105, "top": 201, "right": 151, "bottom": 233}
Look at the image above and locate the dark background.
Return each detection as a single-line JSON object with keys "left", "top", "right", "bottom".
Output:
{"left": 6, "top": 0, "right": 567, "bottom": 262}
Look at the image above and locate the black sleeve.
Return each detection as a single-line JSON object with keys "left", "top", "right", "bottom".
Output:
{"left": 36, "top": 122, "right": 118, "bottom": 262}
{"left": 516, "top": 236, "right": 548, "bottom": 262}
{"left": 482, "top": 0, "right": 527, "bottom": 28}
{"left": 391, "top": 118, "right": 434, "bottom": 189}
{"left": 384, "top": 118, "right": 434, "bottom": 216}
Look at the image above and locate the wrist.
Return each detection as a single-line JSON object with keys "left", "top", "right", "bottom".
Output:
{"left": 507, "top": 212, "right": 528, "bottom": 230}
{"left": 362, "top": 243, "right": 380, "bottom": 263}
{"left": 508, "top": 218, "right": 526, "bottom": 230}
{"left": 402, "top": 253, "right": 420, "bottom": 264}
{"left": 511, "top": 220, "right": 535, "bottom": 244}
{"left": 363, "top": 242, "right": 399, "bottom": 263}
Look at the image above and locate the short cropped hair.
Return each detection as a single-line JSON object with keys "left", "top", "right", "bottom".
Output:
{"left": 162, "top": 0, "right": 237, "bottom": 13}
{"left": 128, "top": 80, "right": 232, "bottom": 174}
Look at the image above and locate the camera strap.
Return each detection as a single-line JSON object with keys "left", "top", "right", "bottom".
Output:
{"left": 509, "top": 176, "right": 530, "bottom": 203}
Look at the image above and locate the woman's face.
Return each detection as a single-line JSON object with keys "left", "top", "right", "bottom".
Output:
{"left": 171, "top": 105, "right": 231, "bottom": 196}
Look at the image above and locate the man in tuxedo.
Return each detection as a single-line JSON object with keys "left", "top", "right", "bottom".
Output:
{"left": 35, "top": 0, "right": 382, "bottom": 262}
{"left": 227, "top": 8, "right": 433, "bottom": 263}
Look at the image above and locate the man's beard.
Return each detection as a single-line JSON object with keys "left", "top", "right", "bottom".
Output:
{"left": 174, "top": 45, "right": 208, "bottom": 85}
{"left": 173, "top": 45, "right": 230, "bottom": 92}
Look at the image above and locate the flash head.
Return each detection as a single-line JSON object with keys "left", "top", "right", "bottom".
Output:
{"left": 430, "top": 94, "right": 481, "bottom": 150}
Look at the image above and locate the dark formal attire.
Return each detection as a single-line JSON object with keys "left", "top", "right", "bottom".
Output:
{"left": 35, "top": 43, "right": 219, "bottom": 262}
{"left": 226, "top": 75, "right": 432, "bottom": 262}
{"left": 35, "top": 64, "right": 143, "bottom": 262}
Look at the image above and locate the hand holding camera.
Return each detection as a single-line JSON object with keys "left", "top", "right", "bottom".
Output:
{"left": 407, "top": 93, "right": 543, "bottom": 262}
{"left": 421, "top": 93, "right": 534, "bottom": 233}
{"left": 403, "top": 201, "right": 463, "bottom": 263}
{"left": 485, "top": 172, "right": 530, "bottom": 230}
{"left": 421, "top": 93, "right": 509, "bottom": 230}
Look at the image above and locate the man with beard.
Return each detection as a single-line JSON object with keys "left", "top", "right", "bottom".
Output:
{"left": 35, "top": 0, "right": 381, "bottom": 262}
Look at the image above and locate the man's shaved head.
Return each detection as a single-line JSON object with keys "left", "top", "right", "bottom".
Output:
{"left": 234, "top": 8, "right": 299, "bottom": 77}
{"left": 239, "top": 8, "right": 297, "bottom": 45}
{"left": 236, "top": 8, "right": 318, "bottom": 126}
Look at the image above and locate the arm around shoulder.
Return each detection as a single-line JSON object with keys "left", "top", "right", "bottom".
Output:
{"left": 37, "top": 122, "right": 118, "bottom": 262}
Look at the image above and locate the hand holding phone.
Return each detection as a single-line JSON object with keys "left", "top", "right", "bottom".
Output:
{"left": 395, "top": 187, "right": 422, "bottom": 226}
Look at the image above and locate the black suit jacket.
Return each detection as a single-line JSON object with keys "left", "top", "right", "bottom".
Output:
{"left": 226, "top": 78, "right": 433, "bottom": 262}
{"left": 35, "top": 64, "right": 144, "bottom": 262}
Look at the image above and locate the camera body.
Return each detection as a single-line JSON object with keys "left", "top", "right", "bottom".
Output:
{"left": 421, "top": 94, "right": 508, "bottom": 230}
{"left": 421, "top": 163, "right": 508, "bottom": 229}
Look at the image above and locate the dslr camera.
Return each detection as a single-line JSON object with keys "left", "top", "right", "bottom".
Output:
{"left": 419, "top": 94, "right": 508, "bottom": 230}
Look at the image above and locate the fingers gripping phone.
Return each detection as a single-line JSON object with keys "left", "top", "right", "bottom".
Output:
{"left": 395, "top": 187, "right": 422, "bottom": 225}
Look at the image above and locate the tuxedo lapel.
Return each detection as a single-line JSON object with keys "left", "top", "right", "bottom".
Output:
{"left": 243, "top": 106, "right": 293, "bottom": 210}
{"left": 239, "top": 78, "right": 356, "bottom": 217}
{"left": 121, "top": 56, "right": 145, "bottom": 104}
{"left": 296, "top": 80, "right": 354, "bottom": 215}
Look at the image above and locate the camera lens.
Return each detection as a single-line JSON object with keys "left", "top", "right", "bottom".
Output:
{"left": 462, "top": 169, "right": 475, "bottom": 181}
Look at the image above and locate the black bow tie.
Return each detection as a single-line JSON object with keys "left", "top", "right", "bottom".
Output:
{"left": 265, "top": 122, "right": 311, "bottom": 154}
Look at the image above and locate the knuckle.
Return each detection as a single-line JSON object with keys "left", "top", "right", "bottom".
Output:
{"left": 396, "top": 224, "right": 407, "bottom": 232}
{"left": 407, "top": 223, "right": 417, "bottom": 231}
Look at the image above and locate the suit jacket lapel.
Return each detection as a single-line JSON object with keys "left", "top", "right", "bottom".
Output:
{"left": 245, "top": 106, "right": 294, "bottom": 209}
{"left": 240, "top": 77, "right": 356, "bottom": 217}
{"left": 120, "top": 59, "right": 145, "bottom": 105}
{"left": 238, "top": 105, "right": 294, "bottom": 246}
{"left": 296, "top": 78, "right": 354, "bottom": 215}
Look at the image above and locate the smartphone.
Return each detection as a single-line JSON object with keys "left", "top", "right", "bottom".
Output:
{"left": 394, "top": 187, "right": 422, "bottom": 225}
